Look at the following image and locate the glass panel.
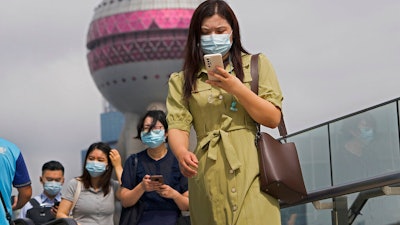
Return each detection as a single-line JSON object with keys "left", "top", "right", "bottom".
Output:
{"left": 289, "top": 126, "right": 332, "bottom": 192}
{"left": 287, "top": 126, "right": 332, "bottom": 225}
{"left": 281, "top": 203, "right": 330, "bottom": 225}
{"left": 281, "top": 99, "right": 400, "bottom": 225}
{"left": 331, "top": 103, "right": 400, "bottom": 185}
{"left": 281, "top": 205, "right": 307, "bottom": 225}
{"left": 343, "top": 193, "right": 400, "bottom": 225}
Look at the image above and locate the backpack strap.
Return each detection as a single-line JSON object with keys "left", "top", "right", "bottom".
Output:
{"left": 29, "top": 198, "right": 40, "bottom": 207}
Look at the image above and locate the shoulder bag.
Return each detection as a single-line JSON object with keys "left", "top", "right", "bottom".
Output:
{"left": 250, "top": 54, "right": 307, "bottom": 204}
{"left": 119, "top": 154, "right": 144, "bottom": 225}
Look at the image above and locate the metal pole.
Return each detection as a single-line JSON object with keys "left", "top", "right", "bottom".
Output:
{"left": 331, "top": 196, "right": 348, "bottom": 225}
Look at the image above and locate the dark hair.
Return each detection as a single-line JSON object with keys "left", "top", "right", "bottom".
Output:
{"left": 79, "top": 142, "right": 113, "bottom": 196}
{"left": 136, "top": 110, "right": 168, "bottom": 141}
{"left": 182, "top": 0, "right": 249, "bottom": 100}
{"left": 42, "top": 160, "right": 64, "bottom": 175}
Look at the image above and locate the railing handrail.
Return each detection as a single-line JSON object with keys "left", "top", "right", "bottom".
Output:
{"left": 284, "top": 96, "right": 400, "bottom": 139}
{"left": 280, "top": 171, "right": 400, "bottom": 208}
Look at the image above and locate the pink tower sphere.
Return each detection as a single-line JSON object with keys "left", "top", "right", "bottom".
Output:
{"left": 86, "top": 0, "right": 202, "bottom": 114}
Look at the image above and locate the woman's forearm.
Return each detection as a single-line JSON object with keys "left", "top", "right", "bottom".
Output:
{"left": 168, "top": 129, "right": 190, "bottom": 159}
{"left": 173, "top": 191, "right": 189, "bottom": 211}
{"left": 119, "top": 183, "right": 145, "bottom": 208}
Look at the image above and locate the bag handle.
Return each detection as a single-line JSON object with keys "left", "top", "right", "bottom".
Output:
{"left": 250, "top": 54, "right": 287, "bottom": 138}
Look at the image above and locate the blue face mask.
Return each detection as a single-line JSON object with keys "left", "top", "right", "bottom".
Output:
{"left": 359, "top": 127, "right": 374, "bottom": 143}
{"left": 200, "top": 32, "right": 232, "bottom": 55}
{"left": 44, "top": 181, "right": 62, "bottom": 196}
{"left": 85, "top": 161, "right": 107, "bottom": 178}
{"left": 141, "top": 129, "right": 165, "bottom": 148}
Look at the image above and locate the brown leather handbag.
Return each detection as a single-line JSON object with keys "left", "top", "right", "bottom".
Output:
{"left": 250, "top": 54, "right": 307, "bottom": 204}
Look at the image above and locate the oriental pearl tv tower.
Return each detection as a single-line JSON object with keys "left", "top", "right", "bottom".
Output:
{"left": 86, "top": 0, "right": 202, "bottom": 159}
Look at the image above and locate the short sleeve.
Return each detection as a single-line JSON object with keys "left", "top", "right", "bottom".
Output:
{"left": 13, "top": 153, "right": 31, "bottom": 188}
{"left": 121, "top": 154, "right": 137, "bottom": 190}
{"left": 61, "top": 178, "right": 79, "bottom": 202}
{"left": 111, "top": 179, "right": 120, "bottom": 195}
{"left": 257, "top": 54, "right": 283, "bottom": 110}
{"left": 166, "top": 72, "right": 193, "bottom": 132}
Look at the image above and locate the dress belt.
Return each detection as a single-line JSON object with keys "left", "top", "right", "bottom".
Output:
{"left": 197, "top": 115, "right": 243, "bottom": 171}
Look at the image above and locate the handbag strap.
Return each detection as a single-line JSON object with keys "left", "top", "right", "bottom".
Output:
{"left": 70, "top": 178, "right": 82, "bottom": 216}
{"left": 0, "top": 191, "right": 14, "bottom": 225}
{"left": 250, "top": 54, "right": 287, "bottom": 137}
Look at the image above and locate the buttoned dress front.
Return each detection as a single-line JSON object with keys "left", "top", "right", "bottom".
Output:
{"left": 166, "top": 53, "right": 283, "bottom": 225}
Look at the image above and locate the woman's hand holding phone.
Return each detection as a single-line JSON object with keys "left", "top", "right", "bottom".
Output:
{"left": 204, "top": 53, "right": 223, "bottom": 81}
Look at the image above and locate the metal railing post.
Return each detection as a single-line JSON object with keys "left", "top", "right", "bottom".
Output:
{"left": 331, "top": 196, "right": 348, "bottom": 225}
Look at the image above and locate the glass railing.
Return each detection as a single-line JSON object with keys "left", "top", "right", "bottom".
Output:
{"left": 280, "top": 97, "right": 400, "bottom": 225}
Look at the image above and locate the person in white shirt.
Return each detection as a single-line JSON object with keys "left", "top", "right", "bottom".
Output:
{"left": 19, "top": 160, "right": 64, "bottom": 224}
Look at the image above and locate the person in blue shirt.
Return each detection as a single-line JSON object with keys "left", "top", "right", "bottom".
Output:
{"left": 119, "top": 110, "right": 189, "bottom": 225}
{"left": 18, "top": 160, "right": 65, "bottom": 224}
{"left": 0, "top": 138, "right": 32, "bottom": 224}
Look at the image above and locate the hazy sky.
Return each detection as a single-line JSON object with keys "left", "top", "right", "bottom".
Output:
{"left": 1, "top": 0, "right": 399, "bottom": 195}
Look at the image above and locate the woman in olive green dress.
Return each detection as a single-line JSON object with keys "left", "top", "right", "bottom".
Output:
{"left": 166, "top": 1, "right": 283, "bottom": 224}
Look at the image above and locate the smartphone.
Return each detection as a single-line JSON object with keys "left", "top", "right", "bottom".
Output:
{"left": 203, "top": 53, "right": 223, "bottom": 81}
{"left": 150, "top": 175, "right": 164, "bottom": 184}
{"left": 53, "top": 201, "right": 60, "bottom": 207}
{"left": 10, "top": 195, "right": 15, "bottom": 205}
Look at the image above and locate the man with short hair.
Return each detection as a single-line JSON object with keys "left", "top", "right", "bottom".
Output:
{"left": 19, "top": 160, "right": 65, "bottom": 224}
{"left": 0, "top": 138, "right": 32, "bottom": 225}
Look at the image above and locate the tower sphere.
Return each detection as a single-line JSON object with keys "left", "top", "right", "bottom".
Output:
{"left": 86, "top": 0, "right": 202, "bottom": 114}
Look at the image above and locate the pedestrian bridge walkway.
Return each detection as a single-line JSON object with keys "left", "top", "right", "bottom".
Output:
{"left": 280, "top": 97, "right": 400, "bottom": 225}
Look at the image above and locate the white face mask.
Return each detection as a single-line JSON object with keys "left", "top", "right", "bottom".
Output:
{"left": 85, "top": 161, "right": 107, "bottom": 177}
{"left": 200, "top": 32, "right": 232, "bottom": 55}
{"left": 141, "top": 129, "right": 165, "bottom": 148}
{"left": 44, "top": 181, "right": 62, "bottom": 196}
